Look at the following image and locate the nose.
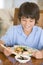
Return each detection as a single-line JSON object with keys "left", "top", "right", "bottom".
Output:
{"left": 26, "top": 20, "right": 30, "bottom": 25}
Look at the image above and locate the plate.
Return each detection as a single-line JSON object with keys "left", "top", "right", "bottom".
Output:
{"left": 11, "top": 45, "right": 38, "bottom": 56}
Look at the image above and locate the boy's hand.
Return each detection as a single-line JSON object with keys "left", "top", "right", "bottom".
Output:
{"left": 4, "top": 47, "right": 12, "bottom": 56}
{"left": 0, "top": 44, "right": 4, "bottom": 52}
{"left": 0, "top": 44, "right": 12, "bottom": 56}
{"left": 32, "top": 50, "right": 43, "bottom": 59}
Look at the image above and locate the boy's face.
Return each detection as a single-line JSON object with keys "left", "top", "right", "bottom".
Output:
{"left": 21, "top": 16, "right": 35, "bottom": 31}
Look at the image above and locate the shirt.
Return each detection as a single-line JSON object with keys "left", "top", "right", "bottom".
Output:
{"left": 0, "top": 25, "right": 43, "bottom": 50}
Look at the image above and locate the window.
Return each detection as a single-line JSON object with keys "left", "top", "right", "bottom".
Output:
{"left": 0, "top": 0, "right": 4, "bottom": 8}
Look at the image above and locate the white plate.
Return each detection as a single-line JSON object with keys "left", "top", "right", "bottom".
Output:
{"left": 11, "top": 45, "right": 38, "bottom": 56}
{"left": 15, "top": 55, "right": 31, "bottom": 63}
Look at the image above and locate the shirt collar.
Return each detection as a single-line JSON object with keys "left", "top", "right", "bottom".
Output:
{"left": 17, "top": 25, "right": 38, "bottom": 37}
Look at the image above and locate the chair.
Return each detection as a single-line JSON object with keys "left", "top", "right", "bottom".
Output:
{"left": 14, "top": 8, "right": 20, "bottom": 25}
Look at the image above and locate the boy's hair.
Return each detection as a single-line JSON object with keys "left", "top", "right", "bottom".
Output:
{"left": 18, "top": 2, "right": 40, "bottom": 24}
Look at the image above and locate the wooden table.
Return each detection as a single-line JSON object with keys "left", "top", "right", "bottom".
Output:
{"left": 0, "top": 52, "right": 43, "bottom": 65}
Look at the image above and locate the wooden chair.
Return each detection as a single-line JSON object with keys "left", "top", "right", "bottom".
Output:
{"left": 14, "top": 8, "right": 43, "bottom": 28}
{"left": 37, "top": 10, "right": 43, "bottom": 28}
{"left": 14, "top": 8, "right": 20, "bottom": 25}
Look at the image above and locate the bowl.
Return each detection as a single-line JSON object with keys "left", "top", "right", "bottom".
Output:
{"left": 15, "top": 55, "right": 31, "bottom": 63}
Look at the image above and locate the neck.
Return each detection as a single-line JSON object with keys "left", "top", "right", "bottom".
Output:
{"left": 23, "top": 29, "right": 32, "bottom": 36}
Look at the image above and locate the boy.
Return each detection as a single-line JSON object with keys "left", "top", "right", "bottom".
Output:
{"left": 0, "top": 2, "right": 43, "bottom": 59}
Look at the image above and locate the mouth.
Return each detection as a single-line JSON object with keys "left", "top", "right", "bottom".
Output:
{"left": 25, "top": 25, "right": 31, "bottom": 29}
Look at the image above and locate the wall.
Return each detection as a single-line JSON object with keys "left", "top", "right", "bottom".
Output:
{"left": 38, "top": 0, "right": 43, "bottom": 10}
{"left": 0, "top": 0, "right": 4, "bottom": 8}
{"left": 1, "top": 0, "right": 43, "bottom": 9}
{"left": 4, "top": 0, "right": 14, "bottom": 9}
{"left": 14, "top": 0, "right": 38, "bottom": 8}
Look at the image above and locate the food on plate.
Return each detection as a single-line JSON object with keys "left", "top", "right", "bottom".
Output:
{"left": 14, "top": 47, "right": 23, "bottom": 53}
{"left": 14, "top": 46, "right": 28, "bottom": 54}
{"left": 18, "top": 56, "right": 28, "bottom": 60}
{"left": 12, "top": 45, "right": 38, "bottom": 56}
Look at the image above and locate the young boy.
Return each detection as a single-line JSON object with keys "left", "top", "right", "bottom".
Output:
{"left": 0, "top": 2, "right": 43, "bottom": 59}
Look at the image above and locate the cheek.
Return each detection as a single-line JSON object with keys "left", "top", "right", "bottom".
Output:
{"left": 21, "top": 21, "right": 26, "bottom": 26}
{"left": 31, "top": 22, "right": 35, "bottom": 26}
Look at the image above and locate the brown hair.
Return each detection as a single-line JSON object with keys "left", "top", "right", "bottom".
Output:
{"left": 18, "top": 2, "right": 40, "bottom": 24}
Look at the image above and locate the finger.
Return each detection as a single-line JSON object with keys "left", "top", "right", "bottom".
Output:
{"left": 4, "top": 49, "right": 12, "bottom": 56}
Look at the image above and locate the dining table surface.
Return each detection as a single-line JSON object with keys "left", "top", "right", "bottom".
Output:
{"left": 0, "top": 52, "right": 43, "bottom": 65}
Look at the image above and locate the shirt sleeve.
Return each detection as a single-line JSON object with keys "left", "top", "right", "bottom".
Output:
{"left": 38, "top": 30, "right": 43, "bottom": 50}
{"left": 0, "top": 26, "right": 17, "bottom": 46}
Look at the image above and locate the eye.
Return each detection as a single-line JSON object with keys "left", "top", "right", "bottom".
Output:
{"left": 30, "top": 19, "right": 35, "bottom": 22}
{"left": 30, "top": 21, "right": 33, "bottom": 22}
{"left": 22, "top": 20, "right": 26, "bottom": 21}
{"left": 21, "top": 19, "right": 26, "bottom": 22}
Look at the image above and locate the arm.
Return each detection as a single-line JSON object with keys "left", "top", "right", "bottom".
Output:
{"left": 0, "top": 40, "right": 12, "bottom": 56}
{"left": 0, "top": 26, "right": 16, "bottom": 47}
{"left": 41, "top": 50, "right": 43, "bottom": 58}
{"left": 0, "top": 26, "right": 13, "bottom": 55}
{"left": 32, "top": 50, "right": 43, "bottom": 59}
{"left": 34, "top": 29, "right": 43, "bottom": 59}
{"left": 0, "top": 26, "right": 17, "bottom": 56}
{"left": 0, "top": 40, "right": 5, "bottom": 52}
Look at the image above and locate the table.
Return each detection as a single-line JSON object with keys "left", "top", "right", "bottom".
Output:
{"left": 0, "top": 52, "right": 43, "bottom": 65}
